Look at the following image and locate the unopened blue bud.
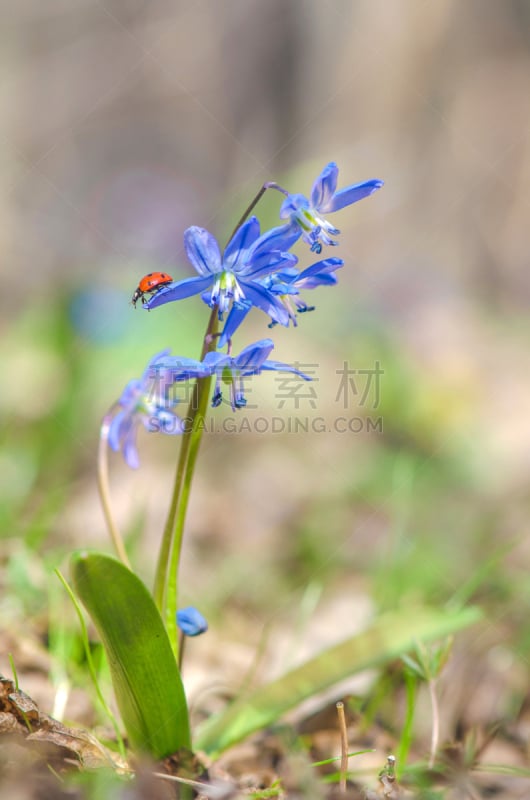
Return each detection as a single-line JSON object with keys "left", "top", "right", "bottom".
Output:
{"left": 177, "top": 606, "right": 208, "bottom": 637}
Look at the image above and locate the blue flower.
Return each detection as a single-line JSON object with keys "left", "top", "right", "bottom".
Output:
{"left": 279, "top": 162, "right": 383, "bottom": 253}
{"left": 107, "top": 350, "right": 206, "bottom": 469}
{"left": 177, "top": 606, "right": 208, "bottom": 637}
{"left": 202, "top": 338, "right": 311, "bottom": 410}
{"left": 269, "top": 256, "right": 345, "bottom": 321}
{"left": 144, "top": 217, "right": 299, "bottom": 326}
{"left": 218, "top": 257, "right": 344, "bottom": 345}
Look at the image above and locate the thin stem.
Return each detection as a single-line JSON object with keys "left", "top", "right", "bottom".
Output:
{"left": 98, "top": 412, "right": 132, "bottom": 569}
{"left": 225, "top": 181, "right": 288, "bottom": 245}
{"left": 164, "top": 368, "right": 215, "bottom": 652}
{"left": 178, "top": 631, "right": 186, "bottom": 671}
{"left": 153, "top": 416, "right": 193, "bottom": 612}
{"left": 397, "top": 669, "right": 417, "bottom": 779}
{"left": 336, "top": 701, "right": 348, "bottom": 793}
{"left": 428, "top": 678, "right": 440, "bottom": 770}
{"left": 153, "top": 308, "right": 219, "bottom": 654}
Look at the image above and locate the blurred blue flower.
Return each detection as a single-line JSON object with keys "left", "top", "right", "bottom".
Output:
{"left": 107, "top": 350, "right": 206, "bottom": 469}
{"left": 177, "top": 606, "right": 208, "bottom": 637}
{"left": 144, "top": 217, "right": 298, "bottom": 326}
{"left": 218, "top": 257, "right": 344, "bottom": 345}
{"left": 202, "top": 338, "right": 311, "bottom": 410}
{"left": 279, "top": 162, "right": 383, "bottom": 253}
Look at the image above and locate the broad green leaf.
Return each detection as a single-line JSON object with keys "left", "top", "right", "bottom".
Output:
{"left": 195, "top": 605, "right": 480, "bottom": 756}
{"left": 70, "top": 551, "right": 190, "bottom": 758}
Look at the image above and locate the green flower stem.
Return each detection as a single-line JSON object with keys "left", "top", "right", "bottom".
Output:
{"left": 152, "top": 417, "right": 193, "bottom": 612}
{"left": 165, "top": 372, "right": 213, "bottom": 650}
{"left": 98, "top": 409, "right": 132, "bottom": 570}
{"left": 153, "top": 308, "right": 219, "bottom": 654}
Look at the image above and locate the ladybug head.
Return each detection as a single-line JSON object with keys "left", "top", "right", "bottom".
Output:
{"left": 131, "top": 287, "right": 143, "bottom": 308}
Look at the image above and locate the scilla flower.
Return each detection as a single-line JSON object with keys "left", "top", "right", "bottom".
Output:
{"left": 268, "top": 257, "right": 345, "bottom": 323}
{"left": 145, "top": 217, "right": 299, "bottom": 325}
{"left": 107, "top": 350, "right": 206, "bottom": 468}
{"left": 218, "top": 256, "right": 344, "bottom": 345}
{"left": 202, "top": 338, "right": 311, "bottom": 410}
{"left": 279, "top": 162, "right": 383, "bottom": 253}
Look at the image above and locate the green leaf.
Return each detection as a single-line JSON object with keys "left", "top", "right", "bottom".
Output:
{"left": 195, "top": 605, "right": 480, "bottom": 756}
{"left": 70, "top": 551, "right": 190, "bottom": 758}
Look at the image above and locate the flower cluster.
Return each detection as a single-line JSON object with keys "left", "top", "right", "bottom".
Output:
{"left": 146, "top": 163, "right": 383, "bottom": 342}
{"left": 108, "top": 339, "right": 310, "bottom": 468}
{"left": 106, "top": 163, "right": 383, "bottom": 468}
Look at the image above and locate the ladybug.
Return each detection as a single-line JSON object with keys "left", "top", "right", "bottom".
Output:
{"left": 131, "top": 272, "right": 173, "bottom": 308}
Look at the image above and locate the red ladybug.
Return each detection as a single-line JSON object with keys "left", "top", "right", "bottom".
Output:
{"left": 131, "top": 272, "right": 173, "bottom": 308}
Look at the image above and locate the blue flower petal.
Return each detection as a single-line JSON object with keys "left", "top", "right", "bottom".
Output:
{"left": 300, "top": 272, "right": 337, "bottom": 288}
{"left": 311, "top": 162, "right": 339, "bottom": 211}
{"left": 108, "top": 410, "right": 127, "bottom": 453}
{"left": 184, "top": 226, "right": 222, "bottom": 276}
{"left": 261, "top": 360, "right": 312, "bottom": 380}
{"left": 117, "top": 378, "right": 141, "bottom": 407}
{"left": 121, "top": 421, "right": 140, "bottom": 470}
{"left": 242, "top": 250, "right": 298, "bottom": 279}
{"left": 249, "top": 223, "right": 302, "bottom": 261}
{"left": 145, "top": 275, "right": 213, "bottom": 309}
{"left": 154, "top": 356, "right": 209, "bottom": 381}
{"left": 224, "top": 216, "right": 261, "bottom": 269}
{"left": 202, "top": 351, "right": 228, "bottom": 371}
{"left": 218, "top": 301, "right": 253, "bottom": 347}
{"left": 321, "top": 179, "right": 384, "bottom": 214}
{"left": 234, "top": 338, "right": 274, "bottom": 371}
{"left": 203, "top": 340, "right": 275, "bottom": 377}
{"left": 140, "top": 347, "right": 171, "bottom": 382}
{"left": 238, "top": 280, "right": 291, "bottom": 326}
{"left": 269, "top": 280, "right": 299, "bottom": 296}
{"left": 295, "top": 257, "right": 344, "bottom": 283}
{"left": 269, "top": 266, "right": 299, "bottom": 283}
{"left": 177, "top": 606, "right": 208, "bottom": 636}
{"left": 279, "top": 194, "right": 309, "bottom": 219}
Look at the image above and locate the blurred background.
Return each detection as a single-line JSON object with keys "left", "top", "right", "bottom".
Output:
{"left": 1, "top": 0, "right": 529, "bottom": 768}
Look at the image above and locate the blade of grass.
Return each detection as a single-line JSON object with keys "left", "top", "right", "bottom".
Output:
{"left": 195, "top": 604, "right": 481, "bottom": 756}
{"left": 396, "top": 667, "right": 417, "bottom": 777}
{"left": 8, "top": 653, "right": 19, "bottom": 691}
